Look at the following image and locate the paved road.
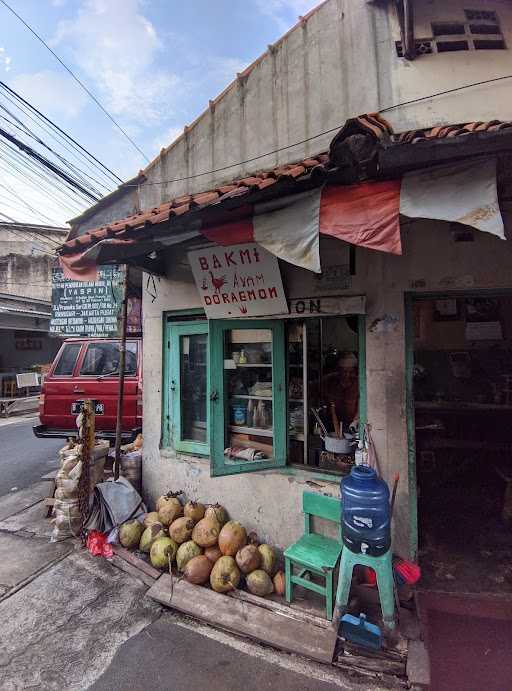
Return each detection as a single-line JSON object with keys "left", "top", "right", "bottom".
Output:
{"left": 89, "top": 611, "right": 375, "bottom": 691}
{"left": 0, "top": 416, "right": 62, "bottom": 495}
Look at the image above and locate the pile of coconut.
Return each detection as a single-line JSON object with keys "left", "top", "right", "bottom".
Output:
{"left": 118, "top": 491, "right": 285, "bottom": 598}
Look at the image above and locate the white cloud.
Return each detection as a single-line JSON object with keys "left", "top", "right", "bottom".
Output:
{"left": 52, "top": 0, "right": 181, "bottom": 125}
{"left": 0, "top": 47, "right": 12, "bottom": 73}
{"left": 255, "top": 0, "right": 319, "bottom": 32}
{"left": 9, "top": 70, "right": 88, "bottom": 119}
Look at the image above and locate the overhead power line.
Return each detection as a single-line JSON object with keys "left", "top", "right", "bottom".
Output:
{"left": 0, "top": 125, "right": 100, "bottom": 202}
{"left": 0, "top": 0, "right": 149, "bottom": 163}
{"left": 0, "top": 80, "right": 123, "bottom": 185}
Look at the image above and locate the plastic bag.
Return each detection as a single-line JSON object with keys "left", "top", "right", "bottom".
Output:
{"left": 86, "top": 530, "right": 113, "bottom": 558}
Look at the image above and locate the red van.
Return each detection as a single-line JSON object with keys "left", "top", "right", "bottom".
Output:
{"left": 33, "top": 337, "right": 142, "bottom": 442}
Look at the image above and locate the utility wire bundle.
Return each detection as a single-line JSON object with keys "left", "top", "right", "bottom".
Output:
{"left": 0, "top": 80, "right": 123, "bottom": 229}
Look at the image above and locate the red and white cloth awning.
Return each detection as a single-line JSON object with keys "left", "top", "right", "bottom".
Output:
{"left": 60, "top": 156, "right": 505, "bottom": 281}
{"left": 201, "top": 157, "right": 504, "bottom": 273}
{"left": 203, "top": 179, "right": 403, "bottom": 272}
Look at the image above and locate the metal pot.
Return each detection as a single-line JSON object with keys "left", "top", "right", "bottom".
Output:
{"left": 323, "top": 434, "right": 356, "bottom": 454}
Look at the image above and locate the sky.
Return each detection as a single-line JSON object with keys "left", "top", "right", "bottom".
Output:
{"left": 0, "top": 0, "right": 319, "bottom": 228}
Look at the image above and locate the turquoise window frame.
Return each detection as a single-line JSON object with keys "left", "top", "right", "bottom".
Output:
{"left": 164, "top": 319, "right": 210, "bottom": 456}
{"left": 209, "top": 319, "right": 287, "bottom": 477}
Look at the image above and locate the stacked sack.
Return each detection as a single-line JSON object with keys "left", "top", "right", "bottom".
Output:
{"left": 51, "top": 440, "right": 82, "bottom": 541}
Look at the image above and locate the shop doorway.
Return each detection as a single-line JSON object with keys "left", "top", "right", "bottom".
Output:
{"left": 407, "top": 292, "right": 512, "bottom": 594}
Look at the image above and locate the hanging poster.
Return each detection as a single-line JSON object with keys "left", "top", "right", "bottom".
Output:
{"left": 50, "top": 265, "right": 125, "bottom": 337}
{"left": 188, "top": 243, "right": 288, "bottom": 318}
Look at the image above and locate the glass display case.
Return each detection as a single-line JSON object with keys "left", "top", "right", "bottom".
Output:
{"left": 209, "top": 320, "right": 286, "bottom": 476}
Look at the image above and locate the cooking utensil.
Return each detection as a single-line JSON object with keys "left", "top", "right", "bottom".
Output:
{"left": 324, "top": 434, "right": 356, "bottom": 454}
{"left": 310, "top": 407, "right": 328, "bottom": 437}
{"left": 330, "top": 402, "right": 341, "bottom": 438}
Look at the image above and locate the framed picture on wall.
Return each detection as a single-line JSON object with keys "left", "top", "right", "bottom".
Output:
{"left": 434, "top": 298, "right": 460, "bottom": 321}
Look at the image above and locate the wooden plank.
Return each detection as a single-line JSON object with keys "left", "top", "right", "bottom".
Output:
{"left": 112, "top": 545, "right": 161, "bottom": 580}
{"left": 148, "top": 574, "right": 337, "bottom": 663}
{"left": 335, "top": 653, "right": 406, "bottom": 677}
{"left": 227, "top": 589, "right": 331, "bottom": 629}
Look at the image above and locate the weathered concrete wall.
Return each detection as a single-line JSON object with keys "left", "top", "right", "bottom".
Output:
{"left": 136, "top": 0, "right": 512, "bottom": 210}
{"left": 0, "top": 226, "right": 66, "bottom": 302}
{"left": 141, "top": 216, "right": 512, "bottom": 558}
{"left": 0, "top": 254, "right": 55, "bottom": 302}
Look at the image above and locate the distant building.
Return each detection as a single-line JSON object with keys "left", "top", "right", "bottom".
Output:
{"left": 0, "top": 222, "right": 68, "bottom": 376}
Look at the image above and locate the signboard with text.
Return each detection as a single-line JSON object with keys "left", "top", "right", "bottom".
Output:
{"left": 188, "top": 243, "right": 288, "bottom": 318}
{"left": 50, "top": 266, "right": 125, "bottom": 337}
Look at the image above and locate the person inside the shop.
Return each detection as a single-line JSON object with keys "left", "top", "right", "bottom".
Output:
{"left": 321, "top": 351, "right": 359, "bottom": 433}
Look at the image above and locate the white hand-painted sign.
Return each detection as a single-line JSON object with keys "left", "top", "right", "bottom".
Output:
{"left": 188, "top": 243, "right": 289, "bottom": 318}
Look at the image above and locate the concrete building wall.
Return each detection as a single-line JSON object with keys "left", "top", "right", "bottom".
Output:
{"left": 141, "top": 215, "right": 512, "bottom": 558}
{"left": 137, "top": 0, "right": 512, "bottom": 211}
{"left": 0, "top": 225, "right": 66, "bottom": 302}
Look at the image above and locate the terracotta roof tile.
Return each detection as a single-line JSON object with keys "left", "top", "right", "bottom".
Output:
{"left": 61, "top": 118, "right": 512, "bottom": 257}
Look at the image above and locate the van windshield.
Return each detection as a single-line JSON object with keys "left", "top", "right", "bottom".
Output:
{"left": 79, "top": 342, "right": 138, "bottom": 376}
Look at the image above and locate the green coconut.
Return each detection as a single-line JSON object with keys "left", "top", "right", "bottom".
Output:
{"left": 169, "top": 516, "right": 195, "bottom": 544}
{"left": 184, "top": 500, "right": 206, "bottom": 523}
{"left": 235, "top": 544, "right": 261, "bottom": 574}
{"left": 143, "top": 511, "right": 160, "bottom": 528}
{"left": 246, "top": 570, "right": 274, "bottom": 597}
{"left": 139, "top": 522, "right": 166, "bottom": 553}
{"left": 204, "top": 503, "right": 228, "bottom": 527}
{"left": 192, "top": 517, "right": 220, "bottom": 547}
{"left": 158, "top": 495, "right": 183, "bottom": 527}
{"left": 176, "top": 540, "right": 203, "bottom": 571}
{"left": 150, "top": 536, "right": 178, "bottom": 569}
{"left": 119, "top": 519, "right": 144, "bottom": 549}
{"left": 210, "top": 556, "right": 240, "bottom": 593}
{"left": 258, "top": 544, "right": 276, "bottom": 576}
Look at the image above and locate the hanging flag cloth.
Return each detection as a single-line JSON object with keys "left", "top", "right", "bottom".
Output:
{"left": 203, "top": 179, "right": 403, "bottom": 269}
{"left": 400, "top": 157, "right": 505, "bottom": 240}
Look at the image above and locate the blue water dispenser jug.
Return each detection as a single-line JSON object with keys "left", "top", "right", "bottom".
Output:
{"left": 341, "top": 466, "right": 391, "bottom": 557}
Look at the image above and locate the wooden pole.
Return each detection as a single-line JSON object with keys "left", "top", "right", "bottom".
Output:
{"left": 114, "top": 265, "right": 129, "bottom": 481}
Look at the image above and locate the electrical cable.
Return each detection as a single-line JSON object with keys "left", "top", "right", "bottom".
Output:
{"left": 0, "top": 139, "right": 91, "bottom": 211}
{"left": 120, "top": 73, "right": 512, "bottom": 187}
{"left": 0, "top": 107, "right": 111, "bottom": 195}
{"left": 0, "top": 84, "right": 120, "bottom": 187}
{"left": 0, "top": 153, "right": 84, "bottom": 219}
{"left": 0, "top": 2, "right": 149, "bottom": 163}
{"left": 0, "top": 126, "right": 101, "bottom": 202}
{"left": 0, "top": 154, "right": 84, "bottom": 220}
{"left": 0, "top": 176, "right": 73, "bottom": 227}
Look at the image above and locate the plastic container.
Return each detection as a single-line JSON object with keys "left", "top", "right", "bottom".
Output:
{"left": 231, "top": 403, "right": 247, "bottom": 425}
{"left": 341, "top": 466, "right": 391, "bottom": 557}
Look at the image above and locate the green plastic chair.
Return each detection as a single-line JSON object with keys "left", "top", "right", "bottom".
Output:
{"left": 284, "top": 491, "right": 343, "bottom": 619}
